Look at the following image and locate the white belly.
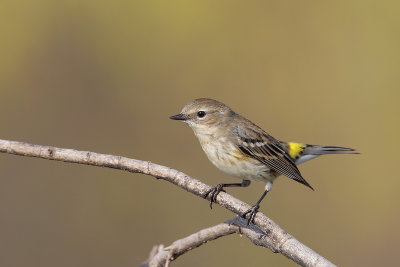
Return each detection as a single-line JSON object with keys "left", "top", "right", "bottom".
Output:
{"left": 200, "top": 138, "right": 277, "bottom": 183}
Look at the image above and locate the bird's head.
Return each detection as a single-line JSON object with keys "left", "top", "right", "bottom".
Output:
{"left": 170, "top": 98, "right": 235, "bottom": 131}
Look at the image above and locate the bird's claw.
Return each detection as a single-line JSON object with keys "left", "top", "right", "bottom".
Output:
{"left": 241, "top": 204, "right": 260, "bottom": 225}
{"left": 202, "top": 184, "right": 226, "bottom": 209}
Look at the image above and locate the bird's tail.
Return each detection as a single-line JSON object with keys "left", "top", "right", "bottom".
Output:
{"left": 303, "top": 145, "right": 358, "bottom": 155}
{"left": 289, "top": 143, "right": 358, "bottom": 165}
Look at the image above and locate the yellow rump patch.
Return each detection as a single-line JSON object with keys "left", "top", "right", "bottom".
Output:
{"left": 288, "top": 142, "right": 305, "bottom": 159}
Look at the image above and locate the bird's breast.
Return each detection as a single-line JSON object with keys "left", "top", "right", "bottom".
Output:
{"left": 197, "top": 134, "right": 277, "bottom": 183}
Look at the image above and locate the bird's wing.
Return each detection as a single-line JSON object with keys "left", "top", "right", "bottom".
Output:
{"left": 233, "top": 124, "right": 313, "bottom": 190}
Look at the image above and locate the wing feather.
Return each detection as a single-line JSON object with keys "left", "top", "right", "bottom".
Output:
{"left": 233, "top": 124, "right": 313, "bottom": 190}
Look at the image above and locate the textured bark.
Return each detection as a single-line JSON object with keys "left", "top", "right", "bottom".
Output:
{"left": 0, "top": 139, "right": 335, "bottom": 267}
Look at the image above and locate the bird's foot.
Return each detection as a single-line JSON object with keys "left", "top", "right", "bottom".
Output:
{"left": 241, "top": 203, "right": 260, "bottom": 225}
{"left": 202, "top": 184, "right": 226, "bottom": 209}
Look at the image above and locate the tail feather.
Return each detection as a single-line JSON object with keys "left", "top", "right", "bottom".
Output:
{"left": 288, "top": 142, "right": 358, "bottom": 165}
{"left": 304, "top": 145, "right": 359, "bottom": 155}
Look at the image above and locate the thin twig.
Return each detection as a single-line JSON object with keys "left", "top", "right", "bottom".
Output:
{"left": 0, "top": 139, "right": 335, "bottom": 267}
{"left": 140, "top": 217, "right": 307, "bottom": 267}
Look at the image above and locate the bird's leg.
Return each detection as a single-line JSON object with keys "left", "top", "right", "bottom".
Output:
{"left": 203, "top": 180, "right": 251, "bottom": 209}
{"left": 241, "top": 189, "right": 269, "bottom": 225}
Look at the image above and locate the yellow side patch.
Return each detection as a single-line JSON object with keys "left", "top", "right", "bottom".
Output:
{"left": 233, "top": 150, "right": 251, "bottom": 160}
{"left": 288, "top": 142, "right": 306, "bottom": 159}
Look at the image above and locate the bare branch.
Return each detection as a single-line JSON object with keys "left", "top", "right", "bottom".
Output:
{"left": 141, "top": 217, "right": 317, "bottom": 267}
{"left": 0, "top": 139, "right": 335, "bottom": 267}
{"left": 140, "top": 219, "right": 237, "bottom": 267}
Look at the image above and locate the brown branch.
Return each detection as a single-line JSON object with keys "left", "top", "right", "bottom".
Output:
{"left": 140, "top": 219, "right": 238, "bottom": 267}
{"left": 141, "top": 217, "right": 316, "bottom": 267}
{"left": 0, "top": 139, "right": 335, "bottom": 267}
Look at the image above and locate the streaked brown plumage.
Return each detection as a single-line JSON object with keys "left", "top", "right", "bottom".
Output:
{"left": 170, "top": 98, "right": 358, "bottom": 224}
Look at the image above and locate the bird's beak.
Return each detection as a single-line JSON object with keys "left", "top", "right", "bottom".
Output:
{"left": 169, "top": 113, "right": 187, "bottom": 121}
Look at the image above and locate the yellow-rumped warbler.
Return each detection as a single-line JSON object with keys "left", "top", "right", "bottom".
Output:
{"left": 170, "top": 98, "right": 357, "bottom": 224}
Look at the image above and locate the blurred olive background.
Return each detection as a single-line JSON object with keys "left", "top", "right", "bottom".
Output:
{"left": 0, "top": 1, "right": 399, "bottom": 266}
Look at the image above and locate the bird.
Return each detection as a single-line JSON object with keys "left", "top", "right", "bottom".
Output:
{"left": 170, "top": 98, "right": 358, "bottom": 224}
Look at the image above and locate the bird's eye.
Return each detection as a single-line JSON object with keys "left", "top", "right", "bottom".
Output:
{"left": 197, "top": 111, "right": 206, "bottom": 118}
